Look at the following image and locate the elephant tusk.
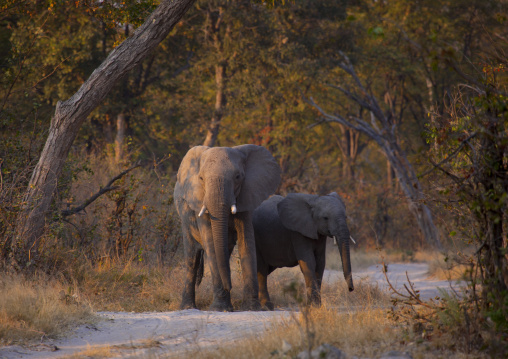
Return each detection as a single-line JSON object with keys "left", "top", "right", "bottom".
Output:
{"left": 333, "top": 236, "right": 337, "bottom": 245}
{"left": 231, "top": 204, "right": 237, "bottom": 214}
{"left": 350, "top": 235, "right": 357, "bottom": 244}
{"left": 198, "top": 205, "right": 207, "bottom": 217}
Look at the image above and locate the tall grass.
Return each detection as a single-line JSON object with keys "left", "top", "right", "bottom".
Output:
{"left": 0, "top": 274, "right": 93, "bottom": 344}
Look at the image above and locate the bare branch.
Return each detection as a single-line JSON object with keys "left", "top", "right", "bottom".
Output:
{"left": 418, "top": 132, "right": 478, "bottom": 179}
{"left": 326, "top": 84, "right": 374, "bottom": 112}
{"left": 381, "top": 262, "right": 435, "bottom": 309}
{"left": 60, "top": 165, "right": 141, "bottom": 218}
{"left": 335, "top": 51, "right": 388, "bottom": 124}
{"left": 448, "top": 61, "right": 508, "bottom": 97}
{"left": 305, "top": 96, "right": 370, "bottom": 133}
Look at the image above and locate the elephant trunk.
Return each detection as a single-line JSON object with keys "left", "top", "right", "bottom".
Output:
{"left": 210, "top": 215, "right": 231, "bottom": 291}
{"left": 336, "top": 221, "right": 354, "bottom": 292}
{"left": 206, "top": 178, "right": 233, "bottom": 292}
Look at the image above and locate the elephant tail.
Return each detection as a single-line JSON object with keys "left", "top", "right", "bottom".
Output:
{"left": 196, "top": 249, "right": 205, "bottom": 287}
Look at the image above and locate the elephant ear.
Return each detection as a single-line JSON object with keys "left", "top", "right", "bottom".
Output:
{"left": 277, "top": 193, "right": 319, "bottom": 239}
{"left": 174, "top": 146, "right": 210, "bottom": 212}
{"left": 327, "top": 192, "right": 346, "bottom": 208}
{"left": 233, "top": 144, "right": 281, "bottom": 212}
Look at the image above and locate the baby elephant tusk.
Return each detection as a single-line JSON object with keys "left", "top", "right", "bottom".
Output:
{"left": 350, "top": 236, "right": 357, "bottom": 244}
{"left": 198, "top": 205, "right": 207, "bottom": 217}
{"left": 231, "top": 204, "right": 237, "bottom": 214}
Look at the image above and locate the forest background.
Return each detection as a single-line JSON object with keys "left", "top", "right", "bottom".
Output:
{"left": 0, "top": 0, "right": 507, "bottom": 353}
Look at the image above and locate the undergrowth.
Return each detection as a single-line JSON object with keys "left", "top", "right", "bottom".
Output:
{"left": 0, "top": 273, "right": 93, "bottom": 345}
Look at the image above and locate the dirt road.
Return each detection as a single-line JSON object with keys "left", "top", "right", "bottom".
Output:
{"left": 0, "top": 263, "right": 464, "bottom": 359}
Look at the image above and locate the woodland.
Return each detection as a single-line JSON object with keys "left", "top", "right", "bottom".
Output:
{"left": 0, "top": 0, "right": 507, "bottom": 356}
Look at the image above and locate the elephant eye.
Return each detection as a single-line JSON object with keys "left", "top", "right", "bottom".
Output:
{"left": 323, "top": 217, "right": 329, "bottom": 221}
{"left": 235, "top": 174, "right": 241, "bottom": 180}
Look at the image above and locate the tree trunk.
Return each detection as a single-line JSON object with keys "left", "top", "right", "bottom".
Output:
{"left": 332, "top": 123, "right": 362, "bottom": 182}
{"left": 203, "top": 62, "right": 227, "bottom": 147}
{"left": 387, "top": 159, "right": 394, "bottom": 190}
{"left": 203, "top": 7, "right": 229, "bottom": 148}
{"left": 381, "top": 140, "right": 441, "bottom": 248}
{"left": 115, "top": 113, "right": 127, "bottom": 163}
{"left": 12, "top": 0, "right": 196, "bottom": 269}
{"left": 478, "top": 124, "right": 508, "bottom": 302}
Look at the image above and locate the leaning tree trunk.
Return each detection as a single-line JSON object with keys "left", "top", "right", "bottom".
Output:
{"left": 12, "top": 0, "right": 196, "bottom": 269}
{"left": 381, "top": 139, "right": 441, "bottom": 248}
{"left": 308, "top": 51, "right": 442, "bottom": 249}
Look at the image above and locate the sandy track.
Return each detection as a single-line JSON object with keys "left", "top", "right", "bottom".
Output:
{"left": 0, "top": 263, "right": 464, "bottom": 359}
{"left": 2, "top": 310, "right": 292, "bottom": 358}
{"left": 324, "top": 262, "right": 464, "bottom": 301}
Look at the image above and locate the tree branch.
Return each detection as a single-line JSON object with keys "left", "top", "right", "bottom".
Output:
{"left": 60, "top": 165, "right": 140, "bottom": 218}
{"left": 418, "top": 132, "right": 478, "bottom": 179}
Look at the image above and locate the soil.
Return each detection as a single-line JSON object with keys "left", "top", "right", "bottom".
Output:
{"left": 0, "top": 263, "right": 464, "bottom": 359}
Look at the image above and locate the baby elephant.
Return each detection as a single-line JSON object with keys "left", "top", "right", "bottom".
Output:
{"left": 253, "top": 193, "right": 354, "bottom": 309}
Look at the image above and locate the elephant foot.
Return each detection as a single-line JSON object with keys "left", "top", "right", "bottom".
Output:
{"left": 208, "top": 300, "right": 234, "bottom": 312}
{"left": 209, "top": 288, "right": 233, "bottom": 312}
{"left": 240, "top": 299, "right": 263, "bottom": 311}
{"left": 180, "top": 295, "right": 197, "bottom": 310}
{"left": 180, "top": 301, "right": 198, "bottom": 310}
{"left": 260, "top": 301, "right": 274, "bottom": 311}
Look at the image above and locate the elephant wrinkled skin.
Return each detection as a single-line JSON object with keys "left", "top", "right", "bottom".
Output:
{"left": 253, "top": 192, "right": 354, "bottom": 309}
{"left": 174, "top": 145, "right": 281, "bottom": 311}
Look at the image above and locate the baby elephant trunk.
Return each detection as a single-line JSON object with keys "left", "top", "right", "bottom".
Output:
{"left": 335, "top": 225, "right": 354, "bottom": 292}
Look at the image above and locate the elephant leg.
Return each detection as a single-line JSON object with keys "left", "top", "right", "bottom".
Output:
{"left": 257, "top": 256, "right": 273, "bottom": 311}
{"left": 314, "top": 239, "right": 327, "bottom": 295}
{"left": 180, "top": 234, "right": 202, "bottom": 310}
{"left": 179, "top": 208, "right": 203, "bottom": 310}
{"left": 298, "top": 258, "right": 321, "bottom": 306}
{"left": 197, "top": 216, "right": 233, "bottom": 312}
{"left": 293, "top": 235, "right": 321, "bottom": 306}
{"left": 234, "top": 211, "right": 261, "bottom": 311}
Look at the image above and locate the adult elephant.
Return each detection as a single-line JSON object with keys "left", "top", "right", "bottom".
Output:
{"left": 174, "top": 145, "right": 281, "bottom": 311}
{"left": 253, "top": 193, "right": 354, "bottom": 309}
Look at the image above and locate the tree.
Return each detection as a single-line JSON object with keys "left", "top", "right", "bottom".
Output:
{"left": 309, "top": 52, "right": 442, "bottom": 248}
{"left": 427, "top": 59, "right": 508, "bottom": 327}
{"left": 12, "top": 0, "right": 196, "bottom": 269}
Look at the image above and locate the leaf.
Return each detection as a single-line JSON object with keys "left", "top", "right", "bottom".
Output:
{"left": 368, "top": 26, "right": 384, "bottom": 38}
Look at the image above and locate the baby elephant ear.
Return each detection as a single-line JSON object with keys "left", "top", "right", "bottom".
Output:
{"left": 277, "top": 193, "right": 319, "bottom": 239}
{"left": 234, "top": 144, "right": 281, "bottom": 212}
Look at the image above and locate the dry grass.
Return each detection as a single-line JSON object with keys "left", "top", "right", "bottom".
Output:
{"left": 62, "top": 339, "right": 162, "bottom": 359}
{"left": 184, "top": 293, "right": 493, "bottom": 359}
{"left": 67, "top": 257, "right": 185, "bottom": 312}
{"left": 186, "top": 304, "right": 492, "bottom": 359}
{"left": 0, "top": 274, "right": 93, "bottom": 345}
{"left": 68, "top": 245, "right": 399, "bottom": 312}
{"left": 427, "top": 256, "right": 470, "bottom": 281}
{"left": 188, "top": 308, "right": 394, "bottom": 359}
{"left": 66, "top": 246, "right": 392, "bottom": 313}
{"left": 184, "top": 300, "right": 407, "bottom": 359}
{"left": 63, "top": 345, "right": 116, "bottom": 358}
